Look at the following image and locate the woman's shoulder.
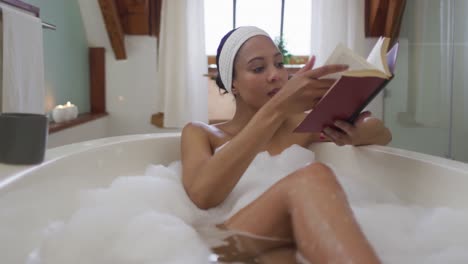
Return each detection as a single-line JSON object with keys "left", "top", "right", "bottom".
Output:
{"left": 182, "top": 121, "right": 232, "bottom": 151}
{"left": 182, "top": 121, "right": 211, "bottom": 133}
{"left": 182, "top": 121, "right": 229, "bottom": 137}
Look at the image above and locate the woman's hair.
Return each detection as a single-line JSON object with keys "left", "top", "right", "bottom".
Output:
{"left": 215, "top": 28, "right": 237, "bottom": 94}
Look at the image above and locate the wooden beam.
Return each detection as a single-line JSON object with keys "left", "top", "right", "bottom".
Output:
{"left": 386, "top": 0, "right": 406, "bottom": 46}
{"left": 365, "top": 0, "right": 388, "bottom": 37}
{"left": 150, "top": 0, "right": 163, "bottom": 37}
{"left": 151, "top": 112, "right": 164, "bottom": 128}
{"left": 115, "top": 0, "right": 150, "bottom": 35}
{"left": 365, "top": 0, "right": 406, "bottom": 46}
{"left": 89, "top": 48, "right": 106, "bottom": 114}
{"left": 49, "top": 113, "right": 108, "bottom": 134}
{"left": 98, "top": 0, "right": 127, "bottom": 60}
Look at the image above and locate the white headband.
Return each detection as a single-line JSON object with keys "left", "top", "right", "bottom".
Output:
{"left": 218, "top": 26, "right": 270, "bottom": 93}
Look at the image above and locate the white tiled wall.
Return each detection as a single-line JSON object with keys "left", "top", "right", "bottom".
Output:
{"left": 77, "top": 0, "right": 178, "bottom": 141}
{"left": 47, "top": 116, "right": 109, "bottom": 148}
{"left": 105, "top": 36, "right": 176, "bottom": 137}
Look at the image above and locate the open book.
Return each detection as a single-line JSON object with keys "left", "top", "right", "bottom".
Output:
{"left": 294, "top": 37, "right": 399, "bottom": 133}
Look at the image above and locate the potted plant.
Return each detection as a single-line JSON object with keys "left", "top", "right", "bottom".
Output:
{"left": 274, "top": 36, "right": 292, "bottom": 64}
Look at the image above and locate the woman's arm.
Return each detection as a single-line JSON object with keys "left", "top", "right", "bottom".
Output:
{"left": 181, "top": 104, "right": 286, "bottom": 210}
{"left": 321, "top": 111, "right": 392, "bottom": 146}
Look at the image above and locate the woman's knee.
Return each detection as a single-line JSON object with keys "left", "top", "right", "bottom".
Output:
{"left": 302, "top": 162, "right": 335, "bottom": 177}
{"left": 283, "top": 162, "right": 341, "bottom": 192}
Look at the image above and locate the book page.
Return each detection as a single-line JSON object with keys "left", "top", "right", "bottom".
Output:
{"left": 366, "top": 37, "right": 390, "bottom": 75}
{"left": 321, "top": 44, "right": 378, "bottom": 79}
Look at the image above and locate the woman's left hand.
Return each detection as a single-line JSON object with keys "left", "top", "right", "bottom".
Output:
{"left": 321, "top": 111, "right": 392, "bottom": 146}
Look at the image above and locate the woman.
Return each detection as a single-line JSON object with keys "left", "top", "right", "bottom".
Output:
{"left": 181, "top": 26, "right": 391, "bottom": 263}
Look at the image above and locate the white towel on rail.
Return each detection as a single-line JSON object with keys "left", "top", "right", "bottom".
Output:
{"left": 1, "top": 4, "right": 45, "bottom": 114}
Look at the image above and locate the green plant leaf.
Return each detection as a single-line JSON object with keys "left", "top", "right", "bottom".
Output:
{"left": 274, "top": 36, "right": 292, "bottom": 64}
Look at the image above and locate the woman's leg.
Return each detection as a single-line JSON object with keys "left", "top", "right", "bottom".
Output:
{"left": 255, "top": 246, "right": 297, "bottom": 263}
{"left": 217, "top": 162, "right": 381, "bottom": 264}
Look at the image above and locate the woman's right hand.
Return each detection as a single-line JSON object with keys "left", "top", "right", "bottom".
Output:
{"left": 271, "top": 56, "right": 348, "bottom": 117}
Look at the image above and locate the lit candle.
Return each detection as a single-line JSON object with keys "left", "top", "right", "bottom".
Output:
{"left": 52, "top": 104, "right": 66, "bottom": 123}
{"left": 51, "top": 102, "right": 79, "bottom": 123}
{"left": 63, "top": 101, "right": 78, "bottom": 121}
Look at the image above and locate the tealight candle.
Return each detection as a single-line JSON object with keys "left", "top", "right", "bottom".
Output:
{"left": 63, "top": 101, "right": 78, "bottom": 121}
{"left": 51, "top": 101, "right": 79, "bottom": 123}
{"left": 52, "top": 104, "right": 66, "bottom": 123}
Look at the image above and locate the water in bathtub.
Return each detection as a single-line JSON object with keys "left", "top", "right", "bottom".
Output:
{"left": 25, "top": 145, "right": 468, "bottom": 263}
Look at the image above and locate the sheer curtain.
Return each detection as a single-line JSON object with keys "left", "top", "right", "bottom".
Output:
{"left": 157, "top": 0, "right": 208, "bottom": 128}
{"left": 310, "top": 0, "right": 382, "bottom": 117}
{"left": 409, "top": 0, "right": 452, "bottom": 127}
{"left": 310, "top": 0, "right": 375, "bottom": 66}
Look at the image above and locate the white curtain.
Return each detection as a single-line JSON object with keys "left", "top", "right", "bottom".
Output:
{"left": 310, "top": 0, "right": 382, "bottom": 118}
{"left": 157, "top": 0, "right": 208, "bottom": 128}
{"left": 310, "top": 0, "right": 375, "bottom": 66}
{"left": 409, "top": 0, "right": 452, "bottom": 127}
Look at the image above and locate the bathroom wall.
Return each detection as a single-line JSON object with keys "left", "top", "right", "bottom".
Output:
{"left": 384, "top": 0, "right": 451, "bottom": 157}
{"left": 23, "top": 0, "right": 90, "bottom": 113}
{"left": 47, "top": 116, "right": 109, "bottom": 148}
{"left": 450, "top": 0, "right": 468, "bottom": 162}
{"left": 17, "top": 0, "right": 176, "bottom": 147}
{"left": 384, "top": 0, "right": 468, "bottom": 162}
{"left": 105, "top": 36, "right": 180, "bottom": 136}
{"left": 77, "top": 0, "right": 176, "bottom": 137}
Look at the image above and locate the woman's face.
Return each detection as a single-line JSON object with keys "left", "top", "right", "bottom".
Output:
{"left": 232, "top": 36, "right": 288, "bottom": 109}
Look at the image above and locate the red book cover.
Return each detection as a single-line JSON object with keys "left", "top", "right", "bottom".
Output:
{"left": 294, "top": 42, "right": 399, "bottom": 133}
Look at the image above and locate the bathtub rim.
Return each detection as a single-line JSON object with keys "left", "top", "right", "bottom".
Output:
{"left": 0, "top": 133, "right": 182, "bottom": 189}
{"left": 1, "top": 132, "right": 467, "bottom": 190}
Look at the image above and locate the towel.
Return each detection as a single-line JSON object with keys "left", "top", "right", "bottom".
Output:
{"left": 218, "top": 26, "right": 269, "bottom": 93}
{"left": 1, "top": 4, "right": 45, "bottom": 114}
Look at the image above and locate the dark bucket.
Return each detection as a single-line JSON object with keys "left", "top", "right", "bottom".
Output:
{"left": 0, "top": 113, "right": 48, "bottom": 165}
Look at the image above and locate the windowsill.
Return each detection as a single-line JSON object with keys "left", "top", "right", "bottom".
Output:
{"left": 49, "top": 112, "right": 109, "bottom": 134}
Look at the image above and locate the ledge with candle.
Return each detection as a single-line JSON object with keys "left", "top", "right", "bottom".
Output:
{"left": 52, "top": 101, "right": 78, "bottom": 123}
{"left": 48, "top": 99, "right": 108, "bottom": 134}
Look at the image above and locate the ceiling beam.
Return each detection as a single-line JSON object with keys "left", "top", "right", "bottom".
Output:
{"left": 115, "top": 0, "right": 149, "bottom": 35}
{"left": 150, "top": 0, "right": 163, "bottom": 37}
{"left": 365, "top": 0, "right": 407, "bottom": 46}
{"left": 98, "top": 0, "right": 127, "bottom": 60}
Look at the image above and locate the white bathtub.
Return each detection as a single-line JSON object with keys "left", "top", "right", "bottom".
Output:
{"left": 1, "top": 132, "right": 468, "bottom": 263}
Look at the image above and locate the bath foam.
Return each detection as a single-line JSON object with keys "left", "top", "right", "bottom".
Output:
{"left": 32, "top": 145, "right": 468, "bottom": 264}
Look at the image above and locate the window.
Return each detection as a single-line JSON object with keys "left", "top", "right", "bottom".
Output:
{"left": 204, "top": 0, "right": 312, "bottom": 123}
{"left": 281, "top": 0, "right": 311, "bottom": 56}
{"left": 236, "top": 0, "right": 282, "bottom": 42}
{"left": 204, "top": 0, "right": 311, "bottom": 58}
{"left": 204, "top": 0, "right": 234, "bottom": 57}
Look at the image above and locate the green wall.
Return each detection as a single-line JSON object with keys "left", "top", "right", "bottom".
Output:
{"left": 24, "top": 0, "right": 89, "bottom": 113}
